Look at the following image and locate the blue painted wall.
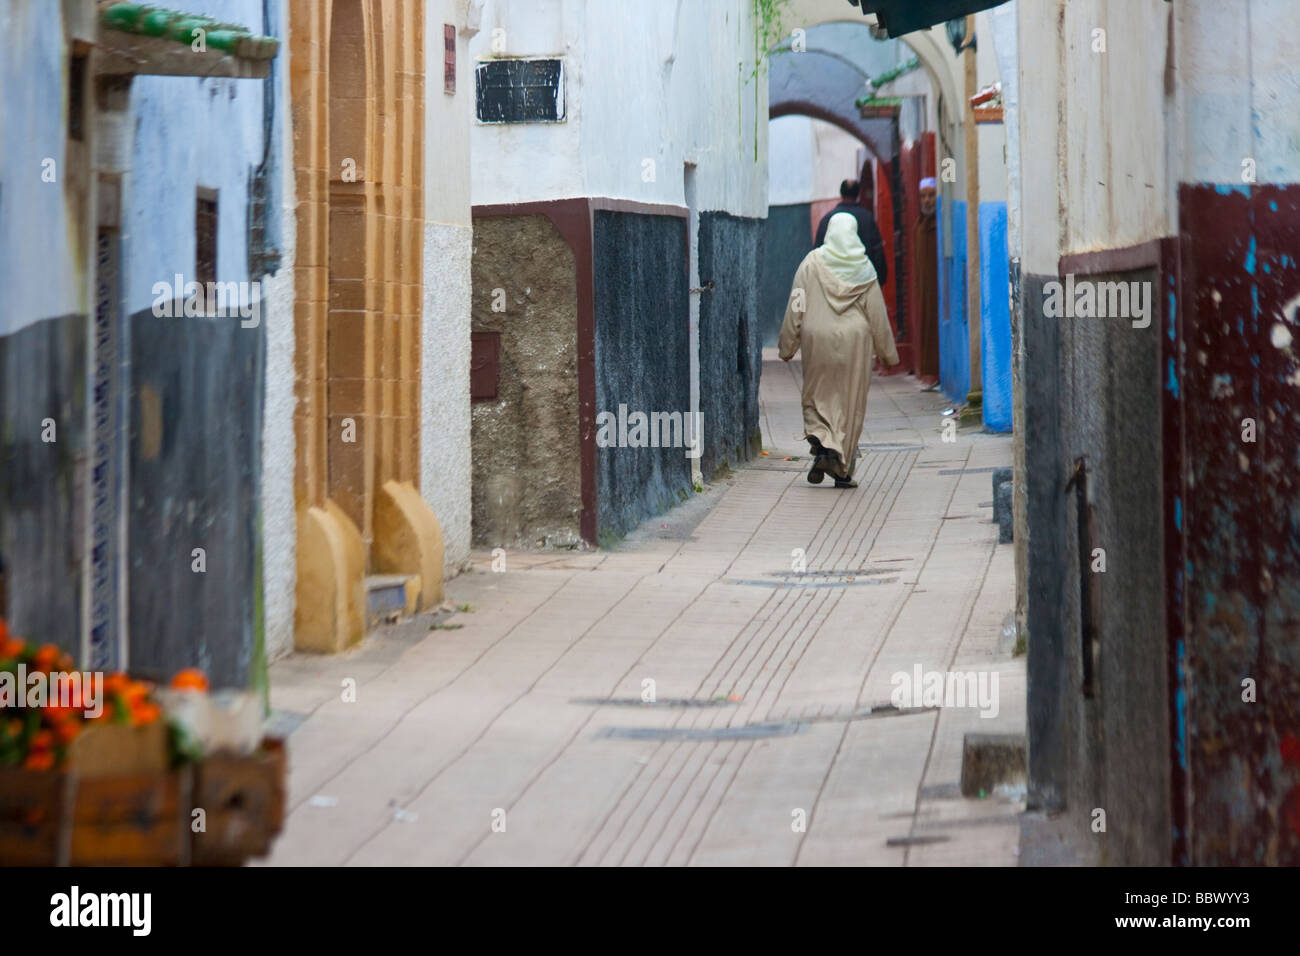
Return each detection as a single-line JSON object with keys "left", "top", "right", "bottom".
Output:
{"left": 936, "top": 196, "right": 1013, "bottom": 428}
{"left": 936, "top": 196, "right": 969, "bottom": 402}
{"left": 979, "top": 202, "right": 1012, "bottom": 432}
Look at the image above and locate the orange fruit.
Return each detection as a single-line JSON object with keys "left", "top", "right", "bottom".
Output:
{"left": 170, "top": 668, "right": 209, "bottom": 692}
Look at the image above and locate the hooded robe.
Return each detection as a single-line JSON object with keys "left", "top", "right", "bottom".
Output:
{"left": 778, "top": 213, "right": 899, "bottom": 476}
{"left": 913, "top": 210, "right": 939, "bottom": 379}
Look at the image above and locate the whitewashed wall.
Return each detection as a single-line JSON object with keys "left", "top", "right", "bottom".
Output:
{"left": 422, "top": 0, "right": 478, "bottom": 572}
{"left": 768, "top": 114, "right": 863, "bottom": 206}
{"left": 261, "top": 0, "right": 296, "bottom": 663}
{"left": 469, "top": 0, "right": 767, "bottom": 217}
{"left": 974, "top": 10, "right": 1008, "bottom": 206}
{"left": 1060, "top": 0, "right": 1170, "bottom": 256}
{"left": 1172, "top": 0, "right": 1300, "bottom": 187}
{"left": 989, "top": 2, "right": 1020, "bottom": 255}
{"left": 1015, "top": 0, "right": 1299, "bottom": 274}
{"left": 122, "top": 0, "right": 269, "bottom": 314}
{"left": 1017, "top": 0, "right": 1170, "bottom": 273}
{"left": 0, "top": 0, "right": 87, "bottom": 333}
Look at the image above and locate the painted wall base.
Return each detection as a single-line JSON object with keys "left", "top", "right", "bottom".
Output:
{"left": 0, "top": 313, "right": 88, "bottom": 653}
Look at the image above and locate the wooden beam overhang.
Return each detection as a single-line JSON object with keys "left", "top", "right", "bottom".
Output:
{"left": 93, "top": 1, "right": 279, "bottom": 79}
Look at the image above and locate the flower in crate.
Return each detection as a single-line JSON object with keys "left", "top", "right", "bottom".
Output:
{"left": 0, "top": 630, "right": 27, "bottom": 664}
{"left": 171, "top": 668, "right": 210, "bottom": 691}
{"left": 160, "top": 668, "right": 215, "bottom": 763}
{"left": 31, "top": 644, "right": 61, "bottom": 673}
{"left": 0, "top": 617, "right": 169, "bottom": 769}
{"left": 94, "top": 675, "right": 164, "bottom": 728}
{"left": 23, "top": 730, "right": 56, "bottom": 770}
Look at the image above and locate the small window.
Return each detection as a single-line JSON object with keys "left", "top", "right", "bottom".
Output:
{"left": 196, "top": 190, "right": 217, "bottom": 306}
{"left": 444, "top": 24, "right": 456, "bottom": 94}
{"left": 475, "top": 58, "right": 564, "bottom": 123}
{"left": 470, "top": 331, "right": 501, "bottom": 401}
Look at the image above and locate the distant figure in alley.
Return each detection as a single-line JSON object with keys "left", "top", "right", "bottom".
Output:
{"left": 913, "top": 176, "right": 940, "bottom": 389}
{"left": 779, "top": 212, "right": 899, "bottom": 489}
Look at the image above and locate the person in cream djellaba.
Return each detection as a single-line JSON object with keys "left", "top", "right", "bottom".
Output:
{"left": 778, "top": 211, "right": 900, "bottom": 489}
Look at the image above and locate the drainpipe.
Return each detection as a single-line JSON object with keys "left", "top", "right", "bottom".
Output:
{"left": 963, "top": 14, "right": 983, "bottom": 414}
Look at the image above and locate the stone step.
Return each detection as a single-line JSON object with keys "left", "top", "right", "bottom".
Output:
{"left": 364, "top": 574, "right": 418, "bottom": 629}
{"left": 960, "top": 732, "right": 1027, "bottom": 798}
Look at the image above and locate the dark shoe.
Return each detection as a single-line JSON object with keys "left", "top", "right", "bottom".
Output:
{"left": 834, "top": 477, "right": 858, "bottom": 489}
{"left": 807, "top": 457, "right": 827, "bottom": 484}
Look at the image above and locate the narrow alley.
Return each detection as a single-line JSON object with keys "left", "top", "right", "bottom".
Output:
{"left": 3, "top": 0, "right": 1299, "bottom": 917}
{"left": 264, "top": 361, "right": 1021, "bottom": 866}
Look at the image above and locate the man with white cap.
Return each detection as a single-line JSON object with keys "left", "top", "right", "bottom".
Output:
{"left": 913, "top": 176, "right": 940, "bottom": 388}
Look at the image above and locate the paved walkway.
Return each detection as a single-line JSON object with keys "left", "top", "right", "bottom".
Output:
{"left": 263, "top": 354, "right": 1024, "bottom": 866}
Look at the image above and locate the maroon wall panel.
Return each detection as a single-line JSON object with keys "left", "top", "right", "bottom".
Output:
{"left": 1177, "top": 183, "right": 1300, "bottom": 864}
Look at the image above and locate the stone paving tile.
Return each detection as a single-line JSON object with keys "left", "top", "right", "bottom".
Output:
{"left": 266, "top": 365, "right": 1022, "bottom": 866}
{"left": 795, "top": 714, "right": 936, "bottom": 866}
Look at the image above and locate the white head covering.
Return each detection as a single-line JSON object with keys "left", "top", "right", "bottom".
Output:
{"left": 817, "top": 212, "right": 878, "bottom": 286}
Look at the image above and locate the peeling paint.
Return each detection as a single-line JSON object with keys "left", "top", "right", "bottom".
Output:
{"left": 1281, "top": 292, "right": 1300, "bottom": 325}
{"left": 1180, "top": 182, "right": 1300, "bottom": 863}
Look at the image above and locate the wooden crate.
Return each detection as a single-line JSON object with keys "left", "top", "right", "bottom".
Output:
{"left": 191, "top": 738, "right": 286, "bottom": 866}
{"left": 0, "top": 738, "right": 286, "bottom": 866}
{"left": 0, "top": 767, "right": 76, "bottom": 865}
{"left": 69, "top": 768, "right": 192, "bottom": 866}
{"left": 0, "top": 767, "right": 187, "bottom": 866}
